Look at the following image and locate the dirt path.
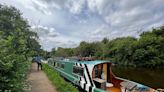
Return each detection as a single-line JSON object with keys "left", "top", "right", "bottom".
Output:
{"left": 27, "top": 63, "right": 57, "bottom": 92}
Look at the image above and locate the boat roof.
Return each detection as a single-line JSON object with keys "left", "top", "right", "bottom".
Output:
{"left": 75, "top": 60, "right": 111, "bottom": 64}
{"left": 55, "top": 59, "right": 111, "bottom": 65}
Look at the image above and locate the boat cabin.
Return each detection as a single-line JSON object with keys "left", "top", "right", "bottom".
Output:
{"left": 92, "top": 62, "right": 113, "bottom": 90}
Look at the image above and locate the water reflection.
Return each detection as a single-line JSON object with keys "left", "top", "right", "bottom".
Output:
{"left": 112, "top": 66, "right": 164, "bottom": 89}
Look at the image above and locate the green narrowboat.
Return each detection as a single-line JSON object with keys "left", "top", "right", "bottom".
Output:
{"left": 47, "top": 58, "right": 158, "bottom": 92}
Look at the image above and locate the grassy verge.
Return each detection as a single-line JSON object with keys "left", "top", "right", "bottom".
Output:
{"left": 43, "top": 64, "right": 78, "bottom": 92}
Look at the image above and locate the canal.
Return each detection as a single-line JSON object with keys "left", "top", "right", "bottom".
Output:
{"left": 112, "top": 66, "right": 164, "bottom": 89}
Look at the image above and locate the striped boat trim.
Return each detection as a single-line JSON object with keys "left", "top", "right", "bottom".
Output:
{"left": 75, "top": 63, "right": 94, "bottom": 92}
{"left": 85, "top": 64, "right": 94, "bottom": 86}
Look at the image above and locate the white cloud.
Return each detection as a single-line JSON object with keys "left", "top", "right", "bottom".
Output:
{"left": 39, "top": 35, "right": 80, "bottom": 51}
{"left": 66, "top": 0, "right": 85, "bottom": 14}
{"left": 31, "top": 25, "right": 60, "bottom": 37}
{"left": 31, "top": 0, "right": 52, "bottom": 15}
{"left": 1, "top": 0, "right": 164, "bottom": 51}
{"left": 30, "top": 25, "right": 80, "bottom": 51}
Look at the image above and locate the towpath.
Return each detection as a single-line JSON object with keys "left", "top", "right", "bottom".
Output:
{"left": 27, "top": 63, "right": 57, "bottom": 92}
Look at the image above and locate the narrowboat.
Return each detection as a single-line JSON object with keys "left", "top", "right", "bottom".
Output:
{"left": 47, "top": 58, "right": 159, "bottom": 92}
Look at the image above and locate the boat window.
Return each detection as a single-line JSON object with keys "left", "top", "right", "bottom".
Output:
{"left": 54, "top": 62, "right": 58, "bottom": 67}
{"left": 95, "top": 68, "right": 102, "bottom": 78}
{"left": 57, "top": 63, "right": 60, "bottom": 67}
{"left": 54, "top": 62, "right": 56, "bottom": 66}
{"left": 73, "top": 66, "right": 84, "bottom": 76}
{"left": 61, "top": 64, "right": 64, "bottom": 69}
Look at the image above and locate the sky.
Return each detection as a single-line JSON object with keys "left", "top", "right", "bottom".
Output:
{"left": 0, "top": 0, "right": 164, "bottom": 51}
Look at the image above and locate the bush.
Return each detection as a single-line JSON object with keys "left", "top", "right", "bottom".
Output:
{"left": 43, "top": 64, "right": 78, "bottom": 92}
{"left": 0, "top": 4, "right": 41, "bottom": 91}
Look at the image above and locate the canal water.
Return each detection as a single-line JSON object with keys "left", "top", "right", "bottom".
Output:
{"left": 112, "top": 66, "right": 164, "bottom": 89}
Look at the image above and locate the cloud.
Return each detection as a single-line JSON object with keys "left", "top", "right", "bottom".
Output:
{"left": 65, "top": 0, "right": 86, "bottom": 14}
{"left": 1, "top": 0, "right": 164, "bottom": 51}
{"left": 30, "top": 0, "right": 52, "bottom": 15}
{"left": 31, "top": 25, "right": 60, "bottom": 38}
{"left": 31, "top": 25, "right": 80, "bottom": 51}
{"left": 89, "top": 24, "right": 110, "bottom": 41}
{"left": 39, "top": 35, "right": 80, "bottom": 51}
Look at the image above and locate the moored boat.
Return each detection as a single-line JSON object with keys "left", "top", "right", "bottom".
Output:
{"left": 48, "top": 58, "right": 159, "bottom": 92}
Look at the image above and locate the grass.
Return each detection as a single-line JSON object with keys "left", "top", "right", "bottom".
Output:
{"left": 43, "top": 64, "right": 78, "bottom": 92}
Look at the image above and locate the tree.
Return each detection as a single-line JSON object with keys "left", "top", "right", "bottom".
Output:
{"left": 49, "top": 23, "right": 164, "bottom": 68}
{"left": 51, "top": 48, "right": 56, "bottom": 57}
{"left": 102, "top": 38, "right": 108, "bottom": 44}
{"left": 77, "top": 41, "right": 96, "bottom": 57}
{"left": 0, "top": 4, "right": 41, "bottom": 91}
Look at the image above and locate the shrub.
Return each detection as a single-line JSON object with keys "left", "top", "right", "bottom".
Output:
{"left": 0, "top": 4, "right": 41, "bottom": 91}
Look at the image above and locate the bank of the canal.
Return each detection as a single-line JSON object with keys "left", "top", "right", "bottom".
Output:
{"left": 112, "top": 66, "right": 164, "bottom": 89}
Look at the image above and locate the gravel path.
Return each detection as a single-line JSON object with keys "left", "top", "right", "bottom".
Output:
{"left": 27, "top": 63, "right": 57, "bottom": 92}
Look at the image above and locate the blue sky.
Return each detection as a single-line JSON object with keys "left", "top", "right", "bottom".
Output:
{"left": 0, "top": 0, "right": 164, "bottom": 51}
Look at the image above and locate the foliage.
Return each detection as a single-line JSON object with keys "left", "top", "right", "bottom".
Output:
{"left": 43, "top": 64, "right": 78, "bottom": 92}
{"left": 53, "top": 47, "right": 74, "bottom": 57}
{"left": 0, "top": 4, "right": 41, "bottom": 91}
{"left": 51, "top": 26, "right": 164, "bottom": 68}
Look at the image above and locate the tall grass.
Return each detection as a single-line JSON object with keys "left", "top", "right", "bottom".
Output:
{"left": 43, "top": 64, "right": 78, "bottom": 92}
